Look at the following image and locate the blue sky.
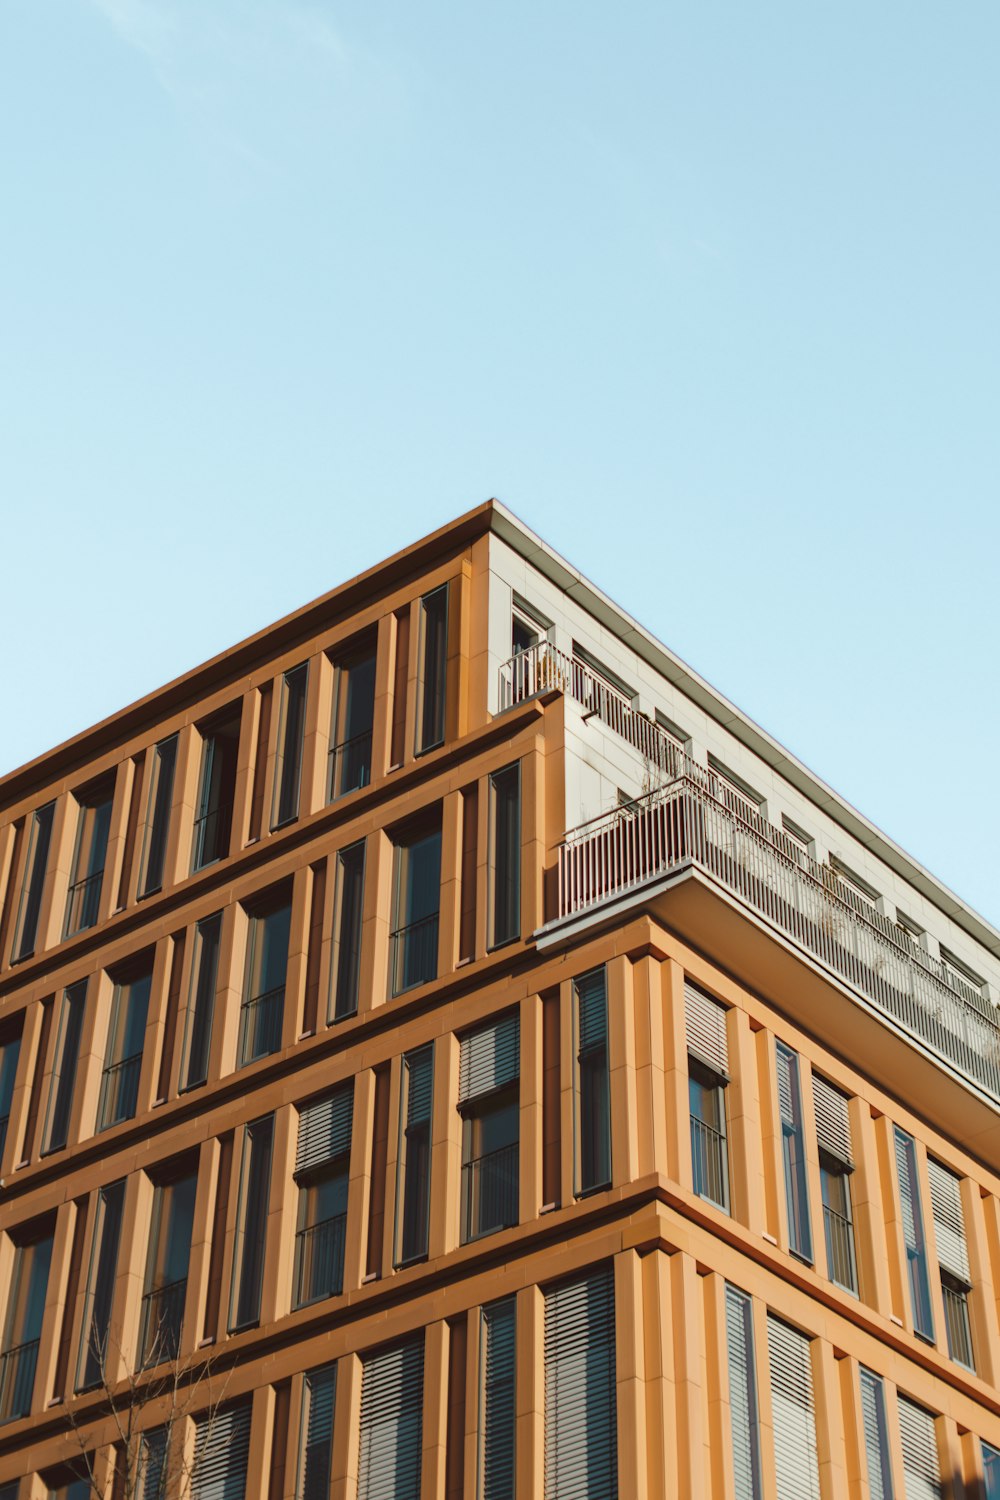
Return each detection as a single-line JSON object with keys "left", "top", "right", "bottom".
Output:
{"left": 2, "top": 1, "right": 998, "bottom": 924}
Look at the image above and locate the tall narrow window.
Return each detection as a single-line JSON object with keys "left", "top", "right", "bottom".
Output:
{"left": 43, "top": 980, "right": 87, "bottom": 1154}
{"left": 42, "top": 1470, "right": 90, "bottom": 1500}
{"left": 725, "top": 1285, "right": 762, "bottom": 1500}
{"left": 230, "top": 1115, "right": 274, "bottom": 1331}
{"left": 396, "top": 1047, "right": 433, "bottom": 1265}
{"left": 272, "top": 663, "right": 309, "bottom": 829}
{"left": 776, "top": 1043, "right": 812, "bottom": 1262}
{"left": 0, "top": 1029, "right": 22, "bottom": 1166}
{"left": 0, "top": 1227, "right": 53, "bottom": 1423}
{"left": 814, "top": 1075, "right": 857, "bottom": 1294}
{"left": 480, "top": 1297, "right": 516, "bottom": 1500}
{"left": 859, "top": 1367, "right": 894, "bottom": 1500}
{"left": 98, "top": 965, "right": 152, "bottom": 1131}
{"left": 294, "top": 1085, "right": 353, "bottom": 1307}
{"left": 544, "top": 1265, "right": 617, "bottom": 1500}
{"left": 139, "top": 1430, "right": 167, "bottom": 1500}
{"left": 139, "top": 1168, "right": 196, "bottom": 1366}
{"left": 686, "top": 982, "right": 730, "bottom": 1212}
{"left": 181, "top": 913, "right": 222, "bottom": 1091}
{"left": 239, "top": 894, "right": 291, "bottom": 1067}
{"left": 298, "top": 1363, "right": 337, "bottom": 1500}
{"left": 138, "top": 735, "right": 178, "bottom": 898}
{"left": 459, "top": 1013, "right": 519, "bottom": 1242}
{"left": 191, "top": 709, "right": 240, "bottom": 871}
{"left": 77, "top": 1179, "right": 125, "bottom": 1389}
{"left": 416, "top": 585, "right": 448, "bottom": 754}
{"left": 897, "top": 1396, "right": 942, "bottom": 1500}
{"left": 192, "top": 1401, "right": 251, "bottom": 1500}
{"left": 330, "top": 841, "right": 365, "bottom": 1021}
{"left": 390, "top": 823, "right": 441, "bottom": 996}
{"left": 575, "top": 968, "right": 611, "bottom": 1195}
{"left": 983, "top": 1442, "right": 1000, "bottom": 1500}
{"left": 766, "top": 1314, "right": 820, "bottom": 1500}
{"left": 64, "top": 781, "right": 114, "bottom": 937}
{"left": 12, "top": 802, "right": 55, "bottom": 961}
{"left": 927, "top": 1158, "right": 974, "bottom": 1369}
{"left": 329, "top": 639, "right": 376, "bottom": 799}
{"left": 489, "top": 764, "right": 521, "bottom": 949}
{"left": 358, "top": 1336, "right": 424, "bottom": 1500}
{"left": 895, "top": 1128, "right": 935, "bottom": 1341}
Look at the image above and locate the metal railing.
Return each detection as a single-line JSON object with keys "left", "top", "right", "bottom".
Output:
{"left": 390, "top": 913, "right": 439, "bottom": 996}
{"left": 328, "top": 730, "right": 373, "bottom": 800}
{"left": 294, "top": 1213, "right": 347, "bottom": 1306}
{"left": 97, "top": 1052, "right": 142, "bottom": 1130}
{"left": 942, "top": 1280, "right": 975, "bottom": 1369}
{"left": 0, "top": 1339, "right": 39, "bottom": 1424}
{"left": 461, "top": 1141, "right": 519, "bottom": 1242}
{"left": 238, "top": 985, "right": 285, "bottom": 1064}
{"left": 192, "top": 801, "right": 233, "bottom": 870}
{"left": 64, "top": 869, "right": 103, "bottom": 936}
{"left": 138, "top": 1278, "right": 187, "bottom": 1367}
{"left": 823, "top": 1203, "right": 858, "bottom": 1293}
{"left": 690, "top": 1114, "right": 729, "bottom": 1210}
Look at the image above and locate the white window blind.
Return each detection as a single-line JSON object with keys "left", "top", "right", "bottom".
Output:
{"left": 481, "top": 1297, "right": 517, "bottom": 1500}
{"left": 813, "top": 1075, "right": 853, "bottom": 1165}
{"left": 358, "top": 1336, "right": 424, "bottom": 1500}
{"left": 897, "top": 1396, "right": 942, "bottom": 1500}
{"left": 459, "top": 1014, "right": 520, "bottom": 1104}
{"left": 725, "top": 1285, "right": 762, "bottom": 1500}
{"left": 895, "top": 1131, "right": 921, "bottom": 1255}
{"left": 296, "top": 1084, "right": 354, "bottom": 1177}
{"left": 192, "top": 1401, "right": 251, "bottom": 1500}
{"left": 926, "top": 1159, "right": 970, "bottom": 1286}
{"left": 859, "top": 1368, "right": 893, "bottom": 1500}
{"left": 544, "top": 1264, "right": 618, "bottom": 1499}
{"left": 766, "top": 1315, "right": 820, "bottom": 1500}
{"left": 685, "top": 983, "right": 729, "bottom": 1076}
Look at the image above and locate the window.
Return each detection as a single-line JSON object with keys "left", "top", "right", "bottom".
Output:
{"left": 574, "top": 969, "right": 611, "bottom": 1195}
{"left": 238, "top": 894, "right": 291, "bottom": 1066}
{"left": 859, "top": 1367, "right": 894, "bottom": 1500}
{"left": 64, "top": 781, "right": 113, "bottom": 937}
{"left": 766, "top": 1314, "right": 820, "bottom": 1500}
{"left": 489, "top": 764, "right": 520, "bottom": 949}
{"left": 298, "top": 1363, "right": 337, "bottom": 1500}
{"left": 294, "top": 1086, "right": 353, "bottom": 1307}
{"left": 139, "top": 1168, "right": 196, "bottom": 1366}
{"left": 707, "top": 755, "right": 765, "bottom": 824}
{"left": 42, "top": 980, "right": 87, "bottom": 1154}
{"left": 776, "top": 1043, "right": 812, "bottom": 1262}
{"left": 725, "top": 1285, "right": 762, "bottom": 1500}
{"left": 686, "top": 983, "right": 730, "bottom": 1212}
{"left": 544, "top": 1265, "right": 617, "bottom": 1500}
{"left": 330, "top": 841, "right": 365, "bottom": 1021}
{"left": 229, "top": 1115, "right": 274, "bottom": 1331}
{"left": 894, "top": 1128, "right": 935, "bottom": 1341}
{"left": 181, "top": 913, "right": 222, "bottom": 1091}
{"left": 813, "top": 1075, "right": 857, "bottom": 1294}
{"left": 897, "top": 1396, "right": 942, "bottom": 1500}
{"left": 459, "top": 1014, "right": 519, "bottom": 1242}
{"left": 780, "top": 816, "right": 813, "bottom": 866}
{"left": 983, "top": 1441, "right": 1000, "bottom": 1500}
{"left": 358, "top": 1336, "right": 424, "bottom": 1500}
{"left": 77, "top": 1179, "right": 125, "bottom": 1389}
{"left": 192, "top": 1401, "right": 251, "bottom": 1500}
{"left": 191, "top": 709, "right": 240, "bottom": 871}
{"left": 272, "top": 663, "right": 309, "bottom": 828}
{"left": 926, "top": 1158, "right": 974, "bottom": 1369}
{"left": 98, "top": 965, "right": 152, "bottom": 1131}
{"left": 329, "top": 639, "right": 376, "bottom": 799}
{"left": 139, "top": 1430, "right": 167, "bottom": 1500}
{"left": 512, "top": 611, "right": 539, "bottom": 657}
{"left": 396, "top": 1047, "right": 433, "bottom": 1265}
{"left": 12, "top": 801, "right": 54, "bottom": 961}
{"left": 44, "top": 1472, "right": 90, "bottom": 1500}
{"left": 828, "top": 856, "right": 880, "bottom": 918}
{"left": 138, "top": 735, "right": 178, "bottom": 898}
{"left": 0, "top": 1227, "right": 52, "bottom": 1422}
{"left": 390, "top": 823, "right": 441, "bottom": 996}
{"left": 0, "top": 1029, "right": 22, "bottom": 1165}
{"left": 480, "top": 1297, "right": 516, "bottom": 1500}
{"left": 416, "top": 586, "right": 448, "bottom": 754}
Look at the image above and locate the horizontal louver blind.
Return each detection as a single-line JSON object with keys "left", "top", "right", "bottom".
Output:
{"left": 813, "top": 1076, "right": 853, "bottom": 1166}
{"left": 460, "top": 1014, "right": 520, "bottom": 1103}
{"left": 895, "top": 1130, "right": 921, "bottom": 1252}
{"left": 544, "top": 1264, "right": 618, "bottom": 1499}
{"left": 139, "top": 1429, "right": 167, "bottom": 1500}
{"left": 898, "top": 1396, "right": 942, "bottom": 1500}
{"left": 685, "top": 982, "right": 728, "bottom": 1076}
{"left": 192, "top": 1401, "right": 251, "bottom": 1500}
{"left": 859, "top": 1369, "right": 890, "bottom": 1500}
{"left": 359, "top": 1336, "right": 424, "bottom": 1500}
{"left": 926, "top": 1159, "right": 970, "bottom": 1285}
{"left": 300, "top": 1363, "right": 337, "bottom": 1500}
{"left": 482, "top": 1298, "right": 516, "bottom": 1500}
{"left": 406, "top": 1049, "right": 433, "bottom": 1127}
{"left": 725, "top": 1286, "right": 761, "bottom": 1500}
{"left": 297, "top": 1084, "right": 354, "bottom": 1176}
{"left": 776, "top": 1044, "right": 795, "bottom": 1124}
{"left": 576, "top": 970, "right": 607, "bottom": 1052}
{"left": 767, "top": 1315, "right": 820, "bottom": 1500}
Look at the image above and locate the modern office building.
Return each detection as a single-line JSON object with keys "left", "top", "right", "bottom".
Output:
{"left": 0, "top": 499, "right": 999, "bottom": 1499}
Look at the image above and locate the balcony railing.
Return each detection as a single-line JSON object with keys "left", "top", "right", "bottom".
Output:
{"left": 64, "top": 869, "right": 103, "bottom": 937}
{"left": 294, "top": 1213, "right": 347, "bottom": 1306}
{"left": 97, "top": 1052, "right": 142, "bottom": 1130}
{"left": 238, "top": 985, "right": 285, "bottom": 1065}
{"left": 328, "top": 730, "right": 373, "bottom": 800}
{"left": 138, "top": 1277, "right": 187, "bottom": 1367}
{"left": 823, "top": 1203, "right": 858, "bottom": 1294}
{"left": 461, "top": 1141, "right": 519, "bottom": 1242}
{"left": 690, "top": 1115, "right": 729, "bottom": 1210}
{"left": 0, "top": 1339, "right": 39, "bottom": 1424}
{"left": 192, "top": 801, "right": 233, "bottom": 870}
{"left": 390, "top": 913, "right": 439, "bottom": 996}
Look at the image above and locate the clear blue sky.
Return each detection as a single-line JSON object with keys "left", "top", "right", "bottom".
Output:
{"left": 2, "top": 2, "right": 998, "bottom": 925}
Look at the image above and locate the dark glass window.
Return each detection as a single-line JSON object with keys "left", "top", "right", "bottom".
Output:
{"left": 139, "top": 736, "right": 178, "bottom": 898}
{"left": 390, "top": 824, "right": 441, "bottom": 996}
{"left": 575, "top": 969, "right": 611, "bottom": 1195}
{"left": 776, "top": 1043, "right": 812, "bottom": 1262}
{"left": 0, "top": 1228, "right": 53, "bottom": 1423}
{"left": 13, "top": 802, "right": 55, "bottom": 961}
{"left": 821, "top": 1158, "right": 858, "bottom": 1294}
{"left": 230, "top": 1115, "right": 274, "bottom": 1331}
{"left": 98, "top": 966, "right": 152, "bottom": 1131}
{"left": 77, "top": 1179, "right": 125, "bottom": 1389}
{"left": 238, "top": 896, "right": 291, "bottom": 1067}
{"left": 298, "top": 1363, "right": 337, "bottom": 1500}
{"left": 489, "top": 765, "right": 520, "bottom": 949}
{"left": 192, "top": 709, "right": 240, "bottom": 872}
{"left": 64, "top": 782, "right": 114, "bottom": 938}
{"left": 182, "top": 913, "right": 222, "bottom": 1091}
{"left": 139, "top": 1169, "right": 196, "bottom": 1366}
{"left": 459, "top": 1013, "right": 520, "bottom": 1244}
{"left": 895, "top": 1127, "right": 934, "bottom": 1341}
{"left": 689, "top": 1062, "right": 729, "bottom": 1212}
{"left": 43, "top": 981, "right": 87, "bottom": 1155}
{"left": 329, "top": 640, "right": 376, "bottom": 800}
{"left": 0, "top": 1029, "right": 22, "bottom": 1167}
{"left": 331, "top": 842, "right": 365, "bottom": 1021}
{"left": 984, "top": 1441, "right": 1000, "bottom": 1500}
{"left": 480, "top": 1297, "right": 516, "bottom": 1500}
{"left": 416, "top": 586, "right": 448, "bottom": 753}
{"left": 43, "top": 1471, "right": 90, "bottom": 1500}
{"left": 272, "top": 664, "right": 308, "bottom": 828}
{"left": 396, "top": 1047, "right": 433, "bottom": 1265}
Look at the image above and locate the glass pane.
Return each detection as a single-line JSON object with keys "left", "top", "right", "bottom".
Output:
{"left": 490, "top": 765, "right": 520, "bottom": 949}
{"left": 417, "top": 587, "right": 448, "bottom": 753}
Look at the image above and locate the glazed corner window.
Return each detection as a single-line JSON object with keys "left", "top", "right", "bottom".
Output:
{"left": 139, "top": 1167, "right": 196, "bottom": 1367}
{"left": 328, "top": 637, "right": 376, "bottom": 800}
{"left": 271, "top": 663, "right": 309, "bottom": 829}
{"left": 64, "top": 779, "right": 114, "bottom": 938}
{"left": 488, "top": 764, "right": 521, "bottom": 950}
{"left": 459, "top": 1013, "right": 520, "bottom": 1243}
{"left": 77, "top": 1179, "right": 125, "bottom": 1390}
{"left": 42, "top": 980, "right": 87, "bottom": 1155}
{"left": 415, "top": 585, "right": 448, "bottom": 754}
{"left": 97, "top": 964, "right": 152, "bottom": 1131}
{"left": 0, "top": 1027, "right": 23, "bottom": 1166}
{"left": 238, "top": 893, "right": 291, "bottom": 1067}
{"left": 0, "top": 1226, "right": 53, "bottom": 1423}
{"left": 685, "top": 982, "right": 730, "bottom": 1212}
{"left": 330, "top": 841, "right": 365, "bottom": 1022}
{"left": 894, "top": 1126, "right": 935, "bottom": 1342}
{"left": 390, "top": 822, "right": 441, "bottom": 997}
{"left": 180, "top": 912, "right": 222, "bottom": 1092}
{"left": 138, "top": 735, "right": 178, "bottom": 898}
{"left": 396, "top": 1046, "right": 433, "bottom": 1265}
{"left": 294, "top": 1085, "right": 353, "bottom": 1307}
{"left": 776, "top": 1043, "right": 812, "bottom": 1262}
{"left": 927, "top": 1158, "right": 975, "bottom": 1370}
{"left": 191, "top": 706, "right": 240, "bottom": 872}
{"left": 574, "top": 968, "right": 611, "bottom": 1196}
{"left": 229, "top": 1115, "right": 274, "bottom": 1331}
{"left": 814, "top": 1075, "right": 857, "bottom": 1295}
{"left": 12, "top": 801, "right": 55, "bottom": 962}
